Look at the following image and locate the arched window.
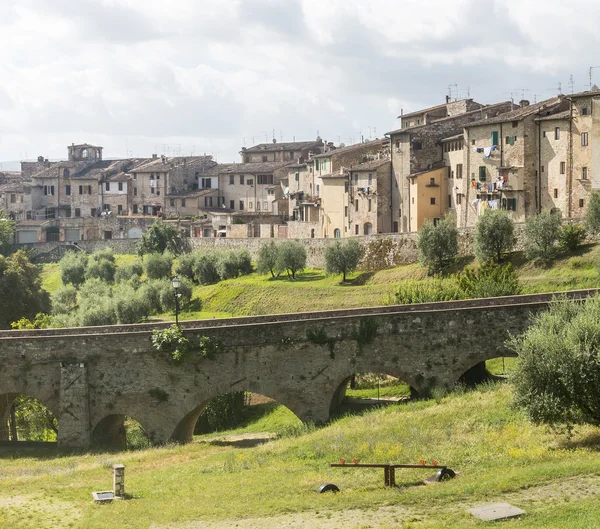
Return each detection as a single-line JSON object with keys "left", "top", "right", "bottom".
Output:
{"left": 364, "top": 223, "right": 373, "bottom": 235}
{"left": 82, "top": 149, "right": 89, "bottom": 159}
{"left": 334, "top": 228, "right": 341, "bottom": 239}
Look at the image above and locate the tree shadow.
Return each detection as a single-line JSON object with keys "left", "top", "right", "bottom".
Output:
{"left": 0, "top": 441, "right": 58, "bottom": 460}
{"left": 339, "top": 271, "right": 375, "bottom": 286}
{"left": 558, "top": 431, "right": 600, "bottom": 452}
{"left": 445, "top": 255, "right": 475, "bottom": 275}
{"left": 205, "top": 436, "right": 274, "bottom": 448}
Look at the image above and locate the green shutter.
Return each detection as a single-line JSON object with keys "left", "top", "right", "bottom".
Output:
{"left": 479, "top": 166, "right": 487, "bottom": 181}
{"left": 491, "top": 131, "right": 499, "bottom": 146}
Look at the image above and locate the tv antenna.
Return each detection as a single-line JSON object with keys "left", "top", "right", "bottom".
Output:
{"left": 589, "top": 66, "right": 600, "bottom": 90}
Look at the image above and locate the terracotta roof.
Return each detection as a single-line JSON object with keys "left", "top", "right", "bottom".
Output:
{"left": 407, "top": 162, "right": 446, "bottom": 178}
{"left": 167, "top": 189, "right": 217, "bottom": 198}
{"left": 466, "top": 97, "right": 565, "bottom": 128}
{"left": 441, "top": 133, "right": 464, "bottom": 142}
{"left": 350, "top": 158, "right": 391, "bottom": 171}
{"left": 535, "top": 110, "right": 571, "bottom": 122}
{"left": 134, "top": 155, "right": 216, "bottom": 173}
{"left": 568, "top": 89, "right": 600, "bottom": 99}
{"left": 312, "top": 139, "right": 388, "bottom": 159}
{"left": 397, "top": 102, "right": 449, "bottom": 120}
{"left": 242, "top": 140, "right": 322, "bottom": 153}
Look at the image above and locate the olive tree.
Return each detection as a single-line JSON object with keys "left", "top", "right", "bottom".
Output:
{"left": 474, "top": 209, "right": 515, "bottom": 263}
{"left": 586, "top": 190, "right": 600, "bottom": 234}
{"left": 325, "top": 238, "right": 363, "bottom": 281}
{"left": 417, "top": 215, "right": 458, "bottom": 275}
{"left": 523, "top": 210, "right": 561, "bottom": 260}
{"left": 276, "top": 241, "right": 307, "bottom": 279}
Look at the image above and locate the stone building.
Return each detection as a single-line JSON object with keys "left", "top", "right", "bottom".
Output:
{"left": 240, "top": 138, "right": 324, "bottom": 163}
{"left": 407, "top": 164, "right": 449, "bottom": 231}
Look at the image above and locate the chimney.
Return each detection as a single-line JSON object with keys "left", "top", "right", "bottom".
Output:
{"left": 152, "top": 153, "right": 158, "bottom": 159}
{"left": 446, "top": 95, "right": 451, "bottom": 104}
{"left": 520, "top": 100, "right": 530, "bottom": 107}
{"left": 272, "top": 138, "right": 277, "bottom": 144}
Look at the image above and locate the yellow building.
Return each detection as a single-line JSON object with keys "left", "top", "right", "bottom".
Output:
{"left": 407, "top": 166, "right": 449, "bottom": 231}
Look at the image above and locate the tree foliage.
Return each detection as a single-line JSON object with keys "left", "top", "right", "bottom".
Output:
{"left": 417, "top": 215, "right": 458, "bottom": 275}
{"left": 325, "top": 238, "right": 363, "bottom": 281}
{"left": 524, "top": 210, "right": 561, "bottom": 260}
{"left": 474, "top": 209, "right": 515, "bottom": 263}
{"left": 456, "top": 262, "right": 521, "bottom": 299}
{"left": 586, "top": 190, "right": 600, "bottom": 234}
{"left": 85, "top": 248, "right": 116, "bottom": 283}
{"left": 144, "top": 253, "right": 173, "bottom": 280}
{"left": 511, "top": 295, "right": 600, "bottom": 431}
{"left": 137, "top": 221, "right": 188, "bottom": 256}
{"left": 114, "top": 260, "right": 143, "bottom": 283}
{"left": 0, "top": 210, "right": 15, "bottom": 256}
{"left": 0, "top": 250, "right": 50, "bottom": 329}
{"left": 558, "top": 223, "right": 587, "bottom": 253}
{"left": 257, "top": 241, "right": 281, "bottom": 278}
{"left": 59, "top": 250, "right": 88, "bottom": 287}
{"left": 276, "top": 241, "right": 307, "bottom": 279}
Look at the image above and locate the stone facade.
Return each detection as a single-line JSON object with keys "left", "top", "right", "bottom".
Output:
{"left": 0, "top": 290, "right": 594, "bottom": 448}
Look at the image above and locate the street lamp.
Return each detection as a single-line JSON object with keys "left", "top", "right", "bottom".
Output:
{"left": 171, "top": 275, "right": 181, "bottom": 327}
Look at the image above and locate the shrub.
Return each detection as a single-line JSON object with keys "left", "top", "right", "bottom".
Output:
{"left": 85, "top": 249, "right": 116, "bottom": 282}
{"left": 325, "top": 238, "right": 363, "bottom": 281}
{"left": 144, "top": 253, "right": 173, "bottom": 280}
{"left": 257, "top": 241, "right": 281, "bottom": 277}
{"left": 193, "top": 254, "right": 220, "bottom": 285}
{"left": 276, "top": 241, "right": 307, "bottom": 279}
{"left": 236, "top": 250, "right": 253, "bottom": 276}
{"left": 215, "top": 251, "right": 240, "bottom": 280}
{"left": 114, "top": 286, "right": 151, "bottom": 324}
{"left": 59, "top": 251, "right": 88, "bottom": 287}
{"left": 586, "top": 190, "right": 600, "bottom": 234}
{"left": 456, "top": 262, "right": 521, "bottom": 299}
{"left": 138, "top": 220, "right": 189, "bottom": 256}
{"left": 158, "top": 277, "right": 194, "bottom": 312}
{"left": 51, "top": 285, "right": 78, "bottom": 315}
{"left": 417, "top": 214, "right": 458, "bottom": 275}
{"left": 511, "top": 294, "right": 600, "bottom": 431}
{"left": 79, "top": 300, "right": 117, "bottom": 327}
{"left": 524, "top": 210, "right": 561, "bottom": 260}
{"left": 474, "top": 209, "right": 515, "bottom": 263}
{"left": 138, "top": 280, "right": 163, "bottom": 314}
{"left": 114, "top": 260, "right": 143, "bottom": 283}
{"left": 392, "top": 279, "right": 463, "bottom": 304}
{"left": 558, "top": 223, "right": 587, "bottom": 253}
{"left": 175, "top": 253, "right": 197, "bottom": 282}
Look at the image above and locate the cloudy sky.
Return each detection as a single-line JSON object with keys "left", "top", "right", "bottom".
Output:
{"left": 1, "top": 0, "right": 598, "bottom": 166}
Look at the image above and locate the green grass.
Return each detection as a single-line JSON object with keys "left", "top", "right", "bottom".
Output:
{"left": 4, "top": 384, "right": 600, "bottom": 528}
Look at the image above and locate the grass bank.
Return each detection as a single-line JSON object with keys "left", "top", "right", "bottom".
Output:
{"left": 3, "top": 384, "right": 600, "bottom": 528}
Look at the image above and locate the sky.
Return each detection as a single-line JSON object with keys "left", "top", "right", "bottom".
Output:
{"left": 1, "top": 0, "right": 600, "bottom": 167}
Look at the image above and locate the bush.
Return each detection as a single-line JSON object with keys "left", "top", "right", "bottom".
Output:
{"left": 558, "top": 223, "right": 587, "bottom": 253}
{"left": 236, "top": 250, "right": 253, "bottom": 276}
{"left": 175, "top": 253, "right": 197, "bottom": 282}
{"left": 474, "top": 210, "right": 515, "bottom": 263}
{"left": 114, "top": 260, "right": 143, "bottom": 283}
{"left": 138, "top": 280, "right": 163, "bottom": 314}
{"left": 59, "top": 251, "right": 88, "bottom": 287}
{"left": 144, "top": 253, "right": 173, "bottom": 280}
{"left": 51, "top": 285, "right": 78, "bottom": 315}
{"left": 511, "top": 294, "right": 600, "bottom": 430}
{"left": 456, "top": 262, "right": 521, "bottom": 299}
{"left": 325, "top": 239, "right": 363, "bottom": 281}
{"left": 215, "top": 251, "right": 240, "bottom": 280}
{"left": 85, "top": 249, "right": 116, "bottom": 283}
{"left": 114, "top": 285, "right": 151, "bottom": 324}
{"left": 79, "top": 300, "right": 117, "bottom": 327}
{"left": 193, "top": 254, "right": 220, "bottom": 285}
{"left": 586, "top": 190, "right": 600, "bottom": 234}
{"left": 138, "top": 220, "right": 189, "bottom": 256}
{"left": 257, "top": 241, "right": 281, "bottom": 277}
{"left": 524, "top": 210, "right": 561, "bottom": 260}
{"left": 417, "top": 215, "right": 458, "bottom": 275}
{"left": 276, "top": 241, "right": 307, "bottom": 279}
{"left": 392, "top": 279, "right": 463, "bottom": 304}
{"left": 158, "top": 278, "right": 194, "bottom": 312}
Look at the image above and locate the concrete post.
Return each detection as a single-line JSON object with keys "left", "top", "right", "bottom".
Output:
{"left": 57, "top": 362, "right": 91, "bottom": 449}
{"left": 113, "top": 464, "right": 125, "bottom": 498}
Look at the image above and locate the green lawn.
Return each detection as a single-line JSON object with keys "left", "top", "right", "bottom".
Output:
{"left": 3, "top": 384, "right": 600, "bottom": 528}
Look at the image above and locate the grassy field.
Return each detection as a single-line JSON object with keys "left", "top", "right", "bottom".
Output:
{"left": 3, "top": 384, "right": 600, "bottom": 528}
{"left": 38, "top": 243, "right": 600, "bottom": 322}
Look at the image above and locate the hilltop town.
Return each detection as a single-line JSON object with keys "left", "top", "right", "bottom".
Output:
{"left": 2, "top": 90, "right": 597, "bottom": 245}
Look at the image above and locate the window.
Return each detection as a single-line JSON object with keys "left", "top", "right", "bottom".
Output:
{"left": 118, "top": 182, "right": 123, "bottom": 191}
{"left": 133, "top": 173, "right": 137, "bottom": 180}
{"left": 582, "top": 107, "right": 589, "bottom": 116}
{"left": 65, "top": 185, "right": 71, "bottom": 196}
{"left": 239, "top": 175, "right": 245, "bottom": 185}
{"left": 555, "top": 127, "right": 560, "bottom": 140}
{"left": 315, "top": 160, "right": 320, "bottom": 171}
{"left": 91, "top": 208, "right": 97, "bottom": 217}
{"left": 355, "top": 224, "right": 359, "bottom": 235}
{"left": 151, "top": 187, "right": 155, "bottom": 195}
{"left": 256, "top": 202, "right": 261, "bottom": 211}
{"left": 580, "top": 199, "right": 585, "bottom": 208}
{"left": 289, "top": 151, "right": 294, "bottom": 160}
{"left": 479, "top": 166, "right": 486, "bottom": 181}
{"left": 44, "top": 185, "right": 55, "bottom": 196}
{"left": 471, "top": 139, "right": 475, "bottom": 145}
{"left": 247, "top": 179, "right": 254, "bottom": 186}
{"left": 345, "top": 181, "right": 349, "bottom": 193}
{"left": 257, "top": 175, "right": 274, "bottom": 185}
{"left": 156, "top": 174, "right": 160, "bottom": 180}
{"left": 355, "top": 199, "right": 359, "bottom": 211}
{"left": 429, "top": 177, "right": 436, "bottom": 186}
{"left": 262, "top": 155, "right": 268, "bottom": 162}
{"left": 430, "top": 197, "right": 436, "bottom": 205}
{"left": 10, "top": 194, "right": 16, "bottom": 203}
{"left": 582, "top": 132, "right": 589, "bottom": 146}
{"left": 75, "top": 208, "right": 81, "bottom": 217}
{"left": 229, "top": 175, "right": 234, "bottom": 185}
{"left": 364, "top": 223, "right": 373, "bottom": 235}
{"left": 456, "top": 163, "right": 463, "bottom": 179}
{"left": 491, "top": 131, "right": 499, "bottom": 146}
{"left": 506, "top": 136, "right": 516, "bottom": 145}
{"left": 88, "top": 185, "right": 92, "bottom": 194}
{"left": 334, "top": 228, "right": 341, "bottom": 239}
{"left": 156, "top": 189, "right": 160, "bottom": 196}
{"left": 354, "top": 173, "right": 358, "bottom": 185}
{"left": 239, "top": 200, "right": 244, "bottom": 210}
{"left": 134, "top": 187, "right": 138, "bottom": 196}
{"left": 316, "top": 184, "right": 319, "bottom": 195}
{"left": 368, "top": 199, "right": 372, "bottom": 212}
{"left": 181, "top": 199, "right": 186, "bottom": 207}
{"left": 295, "top": 173, "right": 299, "bottom": 182}
{"left": 230, "top": 200, "right": 234, "bottom": 209}
{"left": 264, "top": 201, "right": 268, "bottom": 210}
{"left": 133, "top": 204, "right": 138, "bottom": 214}
{"left": 554, "top": 189, "right": 558, "bottom": 198}
{"left": 560, "top": 161, "right": 566, "bottom": 174}
{"left": 170, "top": 199, "right": 175, "bottom": 207}
{"left": 117, "top": 205, "right": 123, "bottom": 215}
{"left": 201, "top": 178, "right": 212, "bottom": 188}
{"left": 503, "top": 197, "right": 517, "bottom": 211}
{"left": 583, "top": 167, "right": 588, "bottom": 180}
{"left": 412, "top": 141, "right": 422, "bottom": 150}
{"left": 322, "top": 160, "right": 327, "bottom": 171}
{"left": 512, "top": 121, "right": 518, "bottom": 128}
{"left": 543, "top": 130, "right": 546, "bottom": 137}
{"left": 541, "top": 166, "right": 545, "bottom": 173}
{"left": 456, "top": 194, "right": 462, "bottom": 205}
{"left": 344, "top": 206, "right": 348, "bottom": 217}
{"left": 368, "top": 173, "right": 373, "bottom": 186}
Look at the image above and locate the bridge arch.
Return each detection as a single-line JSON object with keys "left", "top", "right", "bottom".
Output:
{"left": 0, "top": 392, "right": 59, "bottom": 442}
{"left": 92, "top": 414, "right": 150, "bottom": 450}
{"left": 170, "top": 389, "right": 305, "bottom": 444}
{"left": 451, "top": 349, "right": 519, "bottom": 388}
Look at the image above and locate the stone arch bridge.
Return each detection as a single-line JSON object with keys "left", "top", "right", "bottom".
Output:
{"left": 0, "top": 290, "right": 594, "bottom": 449}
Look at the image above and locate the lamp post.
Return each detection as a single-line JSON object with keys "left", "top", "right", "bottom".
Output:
{"left": 171, "top": 275, "right": 181, "bottom": 327}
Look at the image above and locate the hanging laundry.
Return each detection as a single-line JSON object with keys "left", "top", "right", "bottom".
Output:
{"left": 488, "top": 183, "right": 493, "bottom": 193}
{"left": 489, "top": 200, "right": 499, "bottom": 210}
{"left": 473, "top": 147, "right": 485, "bottom": 153}
{"left": 472, "top": 180, "right": 477, "bottom": 188}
